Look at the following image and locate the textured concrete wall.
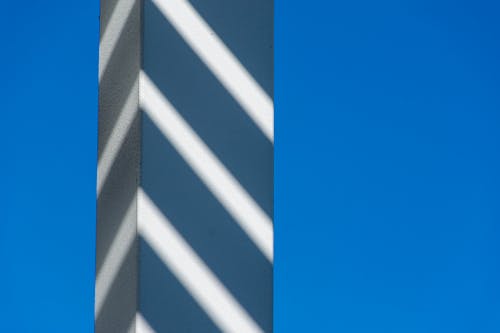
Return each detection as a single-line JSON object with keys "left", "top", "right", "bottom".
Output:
{"left": 96, "top": 0, "right": 273, "bottom": 331}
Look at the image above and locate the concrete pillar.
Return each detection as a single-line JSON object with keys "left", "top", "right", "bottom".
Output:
{"left": 96, "top": 0, "right": 273, "bottom": 332}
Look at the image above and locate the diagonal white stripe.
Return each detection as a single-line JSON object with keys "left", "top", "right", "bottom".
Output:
{"left": 140, "top": 72, "right": 273, "bottom": 262}
{"left": 136, "top": 313, "right": 156, "bottom": 333}
{"left": 138, "top": 189, "right": 263, "bottom": 333}
{"left": 151, "top": 0, "right": 274, "bottom": 142}
{"left": 99, "top": 0, "right": 136, "bottom": 82}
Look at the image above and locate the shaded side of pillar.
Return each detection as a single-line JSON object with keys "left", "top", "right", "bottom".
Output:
{"left": 138, "top": 0, "right": 274, "bottom": 332}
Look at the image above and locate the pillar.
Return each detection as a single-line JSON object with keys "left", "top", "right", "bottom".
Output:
{"left": 96, "top": 0, "right": 273, "bottom": 332}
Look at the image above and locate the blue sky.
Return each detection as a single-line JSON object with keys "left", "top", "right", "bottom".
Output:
{"left": 0, "top": 1, "right": 98, "bottom": 331}
{"left": 275, "top": 0, "right": 500, "bottom": 332}
{"left": 1, "top": 0, "right": 500, "bottom": 332}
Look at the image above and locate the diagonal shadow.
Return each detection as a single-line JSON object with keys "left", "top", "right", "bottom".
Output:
{"left": 96, "top": 112, "right": 140, "bottom": 275}
{"left": 143, "top": 0, "right": 274, "bottom": 218}
{"left": 100, "top": 0, "right": 122, "bottom": 39}
{"left": 140, "top": 112, "right": 273, "bottom": 331}
{"left": 187, "top": 0, "right": 273, "bottom": 97}
{"left": 139, "top": 238, "right": 221, "bottom": 333}
{"left": 95, "top": 239, "right": 137, "bottom": 333}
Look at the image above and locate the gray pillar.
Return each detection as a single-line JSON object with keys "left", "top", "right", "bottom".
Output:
{"left": 95, "top": 0, "right": 141, "bottom": 331}
{"left": 96, "top": 0, "right": 273, "bottom": 332}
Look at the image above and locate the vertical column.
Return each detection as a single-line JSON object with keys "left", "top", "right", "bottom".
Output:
{"left": 96, "top": 0, "right": 273, "bottom": 332}
{"left": 95, "top": 0, "right": 141, "bottom": 331}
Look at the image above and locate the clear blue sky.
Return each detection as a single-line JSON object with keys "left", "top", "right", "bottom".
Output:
{"left": 1, "top": 0, "right": 500, "bottom": 332}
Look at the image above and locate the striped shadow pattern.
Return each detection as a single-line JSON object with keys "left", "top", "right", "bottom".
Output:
{"left": 96, "top": 0, "right": 273, "bottom": 332}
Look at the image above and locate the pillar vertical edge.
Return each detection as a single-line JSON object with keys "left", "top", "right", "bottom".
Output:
{"left": 95, "top": 0, "right": 142, "bottom": 331}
